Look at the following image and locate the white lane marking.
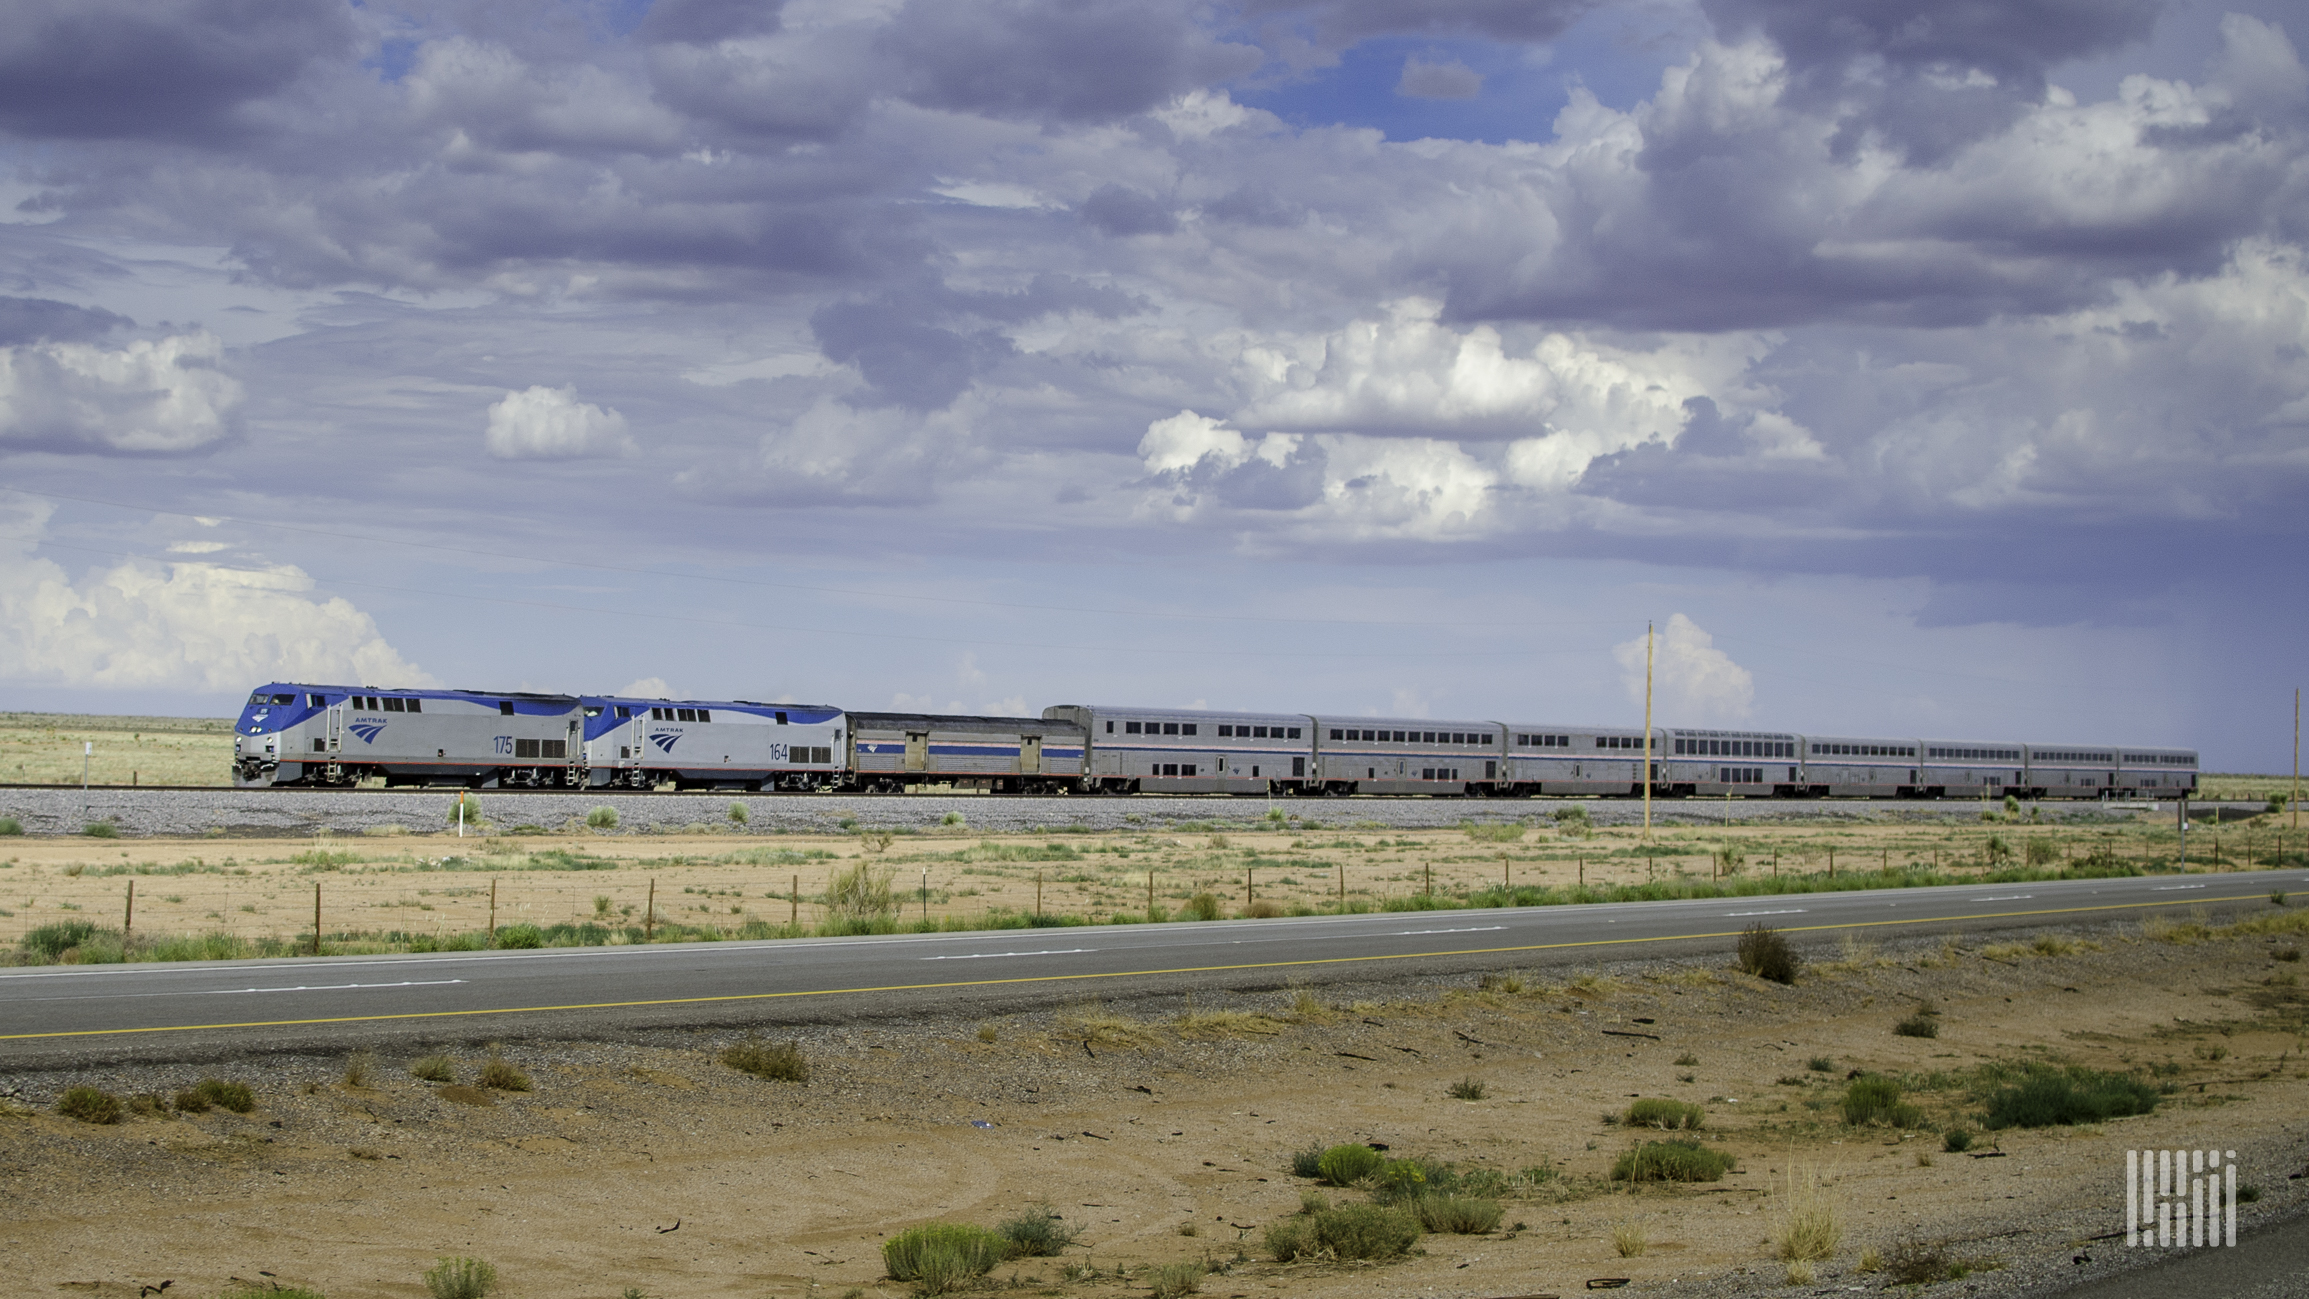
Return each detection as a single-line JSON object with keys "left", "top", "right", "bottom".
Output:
{"left": 1395, "top": 927, "right": 1506, "bottom": 936}
{"left": 1970, "top": 895, "right": 2033, "bottom": 902}
{"left": 2153, "top": 885, "right": 2206, "bottom": 892}
{"left": 210, "top": 979, "right": 466, "bottom": 995}
{"left": 1725, "top": 909, "right": 1805, "bottom": 917}
{"left": 923, "top": 949, "right": 1096, "bottom": 961}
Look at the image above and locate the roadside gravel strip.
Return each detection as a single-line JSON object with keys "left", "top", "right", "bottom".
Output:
{"left": 0, "top": 787, "right": 2172, "bottom": 838}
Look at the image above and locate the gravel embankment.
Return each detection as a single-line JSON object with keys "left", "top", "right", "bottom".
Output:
{"left": 0, "top": 786, "right": 2179, "bottom": 838}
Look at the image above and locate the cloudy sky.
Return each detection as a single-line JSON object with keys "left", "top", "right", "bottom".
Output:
{"left": 2, "top": 0, "right": 2305, "bottom": 769}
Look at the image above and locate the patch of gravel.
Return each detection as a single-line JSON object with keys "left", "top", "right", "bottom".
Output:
{"left": 0, "top": 786, "right": 2166, "bottom": 839}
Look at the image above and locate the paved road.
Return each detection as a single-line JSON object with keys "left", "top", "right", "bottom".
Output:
{"left": 2050, "top": 1206, "right": 2309, "bottom": 1299}
{"left": 5, "top": 868, "right": 2302, "bottom": 1063}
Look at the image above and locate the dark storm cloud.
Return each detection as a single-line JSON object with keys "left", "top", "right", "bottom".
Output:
{"left": 0, "top": 297, "right": 132, "bottom": 346}
{"left": 645, "top": 34, "right": 873, "bottom": 142}
{"left": 0, "top": 0, "right": 355, "bottom": 143}
{"left": 635, "top": 0, "right": 785, "bottom": 45}
{"left": 1080, "top": 185, "right": 1180, "bottom": 237}
{"left": 880, "top": 0, "right": 1259, "bottom": 122}
{"left": 1242, "top": 0, "right": 1597, "bottom": 45}
{"left": 1700, "top": 0, "right": 2162, "bottom": 162}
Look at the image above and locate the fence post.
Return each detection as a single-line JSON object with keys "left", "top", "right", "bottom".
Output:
{"left": 792, "top": 874, "right": 799, "bottom": 927}
{"left": 124, "top": 880, "right": 135, "bottom": 945}
{"left": 645, "top": 877, "right": 655, "bottom": 941}
{"left": 1148, "top": 868, "right": 1154, "bottom": 916}
{"left": 1036, "top": 870, "right": 1043, "bottom": 918}
{"left": 313, "top": 881, "right": 322, "bottom": 956}
{"left": 489, "top": 878, "right": 497, "bottom": 945}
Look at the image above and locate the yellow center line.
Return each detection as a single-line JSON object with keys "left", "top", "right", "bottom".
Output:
{"left": 0, "top": 891, "right": 2269, "bottom": 1042}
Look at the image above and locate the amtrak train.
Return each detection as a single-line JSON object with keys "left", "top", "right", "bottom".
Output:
{"left": 230, "top": 682, "right": 2198, "bottom": 800}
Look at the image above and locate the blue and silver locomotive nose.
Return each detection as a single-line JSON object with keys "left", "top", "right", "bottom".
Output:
{"left": 233, "top": 684, "right": 304, "bottom": 785}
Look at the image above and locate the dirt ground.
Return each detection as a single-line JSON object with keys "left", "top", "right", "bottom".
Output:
{"left": 4, "top": 909, "right": 2307, "bottom": 1299}
{"left": 6, "top": 810, "right": 2301, "bottom": 957}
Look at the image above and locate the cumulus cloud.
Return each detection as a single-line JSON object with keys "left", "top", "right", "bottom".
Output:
{"left": 0, "top": 331, "right": 242, "bottom": 454}
{"left": 0, "top": 504, "right": 436, "bottom": 693}
{"left": 618, "top": 676, "right": 677, "bottom": 698}
{"left": 1614, "top": 614, "right": 1754, "bottom": 723}
{"left": 484, "top": 385, "right": 635, "bottom": 460}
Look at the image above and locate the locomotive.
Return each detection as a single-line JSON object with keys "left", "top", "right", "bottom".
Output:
{"left": 231, "top": 682, "right": 2198, "bottom": 800}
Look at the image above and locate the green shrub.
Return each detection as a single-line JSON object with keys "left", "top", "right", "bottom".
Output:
{"left": 996, "top": 1204, "right": 1081, "bottom": 1257}
{"left": 721, "top": 1036, "right": 809, "bottom": 1082}
{"left": 1943, "top": 1128, "right": 1974, "bottom": 1153}
{"left": 1446, "top": 1077, "right": 1488, "bottom": 1100}
{"left": 446, "top": 794, "right": 485, "bottom": 828}
{"left": 492, "top": 923, "right": 543, "bottom": 949}
{"left": 1611, "top": 1138, "right": 1736, "bottom": 1183}
{"left": 410, "top": 1054, "right": 455, "bottom": 1083}
{"left": 83, "top": 821, "right": 119, "bottom": 838}
{"left": 57, "top": 1085, "right": 122, "bottom": 1124}
{"left": 1625, "top": 1097, "right": 1704, "bottom": 1130}
{"left": 2025, "top": 837, "right": 2059, "bottom": 867}
{"left": 883, "top": 1223, "right": 1007, "bottom": 1287}
{"left": 1184, "top": 892, "right": 1222, "bottom": 921}
{"left": 1737, "top": 922, "right": 1800, "bottom": 983}
{"left": 585, "top": 806, "right": 618, "bottom": 830}
{"left": 423, "top": 1255, "right": 498, "bottom": 1299}
{"left": 192, "top": 1078, "right": 257, "bottom": 1113}
{"left": 727, "top": 801, "right": 749, "bottom": 824}
{"left": 825, "top": 861, "right": 895, "bottom": 921}
{"left": 1465, "top": 823, "right": 1524, "bottom": 843}
{"left": 171, "top": 1087, "right": 210, "bottom": 1113}
{"left": 1267, "top": 1203, "right": 1423, "bottom": 1261}
{"left": 1807, "top": 1055, "right": 1834, "bottom": 1072}
{"left": 1980, "top": 1066, "right": 2159, "bottom": 1130}
{"left": 1289, "top": 1145, "right": 1326, "bottom": 1179}
{"left": 941, "top": 811, "right": 965, "bottom": 827}
{"left": 1413, "top": 1195, "right": 1503, "bottom": 1234}
{"left": 1147, "top": 1260, "right": 1204, "bottom": 1298}
{"left": 1315, "top": 1142, "right": 1386, "bottom": 1186}
{"left": 1840, "top": 1076, "right": 1920, "bottom": 1127}
{"left": 0, "top": 816, "right": 21, "bottom": 835}
{"left": 22, "top": 919, "right": 100, "bottom": 960}
{"left": 1894, "top": 1010, "right": 1940, "bottom": 1039}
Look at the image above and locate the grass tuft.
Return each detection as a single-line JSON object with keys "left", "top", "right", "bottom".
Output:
{"left": 410, "top": 1054, "right": 455, "bottom": 1083}
{"left": 1611, "top": 1138, "right": 1735, "bottom": 1182}
{"left": 190, "top": 1077, "right": 257, "bottom": 1113}
{"left": 1446, "top": 1077, "right": 1489, "bottom": 1101}
{"left": 1315, "top": 1142, "right": 1386, "bottom": 1186}
{"left": 1841, "top": 1075, "right": 1921, "bottom": 1128}
{"left": 1979, "top": 1065, "right": 2158, "bottom": 1130}
{"left": 882, "top": 1223, "right": 1007, "bottom": 1291}
{"left": 343, "top": 1049, "right": 376, "bottom": 1089}
{"left": 996, "top": 1203, "right": 1081, "bottom": 1257}
{"left": 1265, "top": 1202, "right": 1422, "bottom": 1261}
{"left": 1147, "top": 1260, "right": 1203, "bottom": 1298}
{"left": 423, "top": 1255, "right": 498, "bottom": 1299}
{"left": 721, "top": 1036, "right": 810, "bottom": 1083}
{"left": 1736, "top": 922, "right": 1800, "bottom": 984}
{"left": 1773, "top": 1163, "right": 1840, "bottom": 1263}
{"left": 477, "top": 1052, "right": 531, "bottom": 1092}
{"left": 1414, "top": 1194, "right": 1503, "bottom": 1234}
{"left": 57, "top": 1085, "right": 123, "bottom": 1124}
{"left": 1625, "top": 1097, "right": 1704, "bottom": 1130}
{"left": 585, "top": 806, "right": 619, "bottom": 829}
{"left": 1612, "top": 1220, "right": 1648, "bottom": 1257}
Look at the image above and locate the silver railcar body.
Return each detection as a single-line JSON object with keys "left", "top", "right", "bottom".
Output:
{"left": 1797, "top": 734, "right": 1921, "bottom": 798}
{"left": 1919, "top": 738, "right": 2028, "bottom": 796}
{"left": 233, "top": 683, "right": 584, "bottom": 788}
{"left": 581, "top": 697, "right": 843, "bottom": 791}
{"left": 847, "top": 711, "right": 1085, "bottom": 794}
{"left": 2114, "top": 746, "right": 2198, "bottom": 797}
{"left": 1308, "top": 716, "right": 1503, "bottom": 795}
{"left": 1043, "top": 704, "right": 1307, "bottom": 794}
{"left": 1501, "top": 724, "right": 1651, "bottom": 796}
{"left": 2021, "top": 743, "right": 2117, "bottom": 798}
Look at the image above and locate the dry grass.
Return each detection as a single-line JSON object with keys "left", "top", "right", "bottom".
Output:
{"left": 1062, "top": 1004, "right": 1161, "bottom": 1049}
{"left": 477, "top": 1052, "right": 531, "bottom": 1092}
{"left": 410, "top": 1054, "right": 455, "bottom": 1083}
{"left": 1772, "top": 1162, "right": 1841, "bottom": 1263}
{"left": 1611, "top": 1220, "right": 1648, "bottom": 1257}
{"left": 721, "top": 1037, "right": 809, "bottom": 1082}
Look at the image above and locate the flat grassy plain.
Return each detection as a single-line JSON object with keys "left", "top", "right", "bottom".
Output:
{"left": 5, "top": 805, "right": 2304, "bottom": 964}
{"left": 0, "top": 712, "right": 235, "bottom": 786}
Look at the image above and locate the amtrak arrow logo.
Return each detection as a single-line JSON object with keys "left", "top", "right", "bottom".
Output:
{"left": 649, "top": 731, "right": 681, "bottom": 753}
{"left": 348, "top": 721, "right": 386, "bottom": 743}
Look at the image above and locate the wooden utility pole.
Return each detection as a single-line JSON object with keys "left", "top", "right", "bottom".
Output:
{"left": 1642, "top": 621, "right": 1655, "bottom": 841}
{"left": 2294, "top": 687, "right": 2300, "bottom": 832}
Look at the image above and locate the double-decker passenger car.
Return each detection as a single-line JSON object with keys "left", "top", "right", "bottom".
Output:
{"left": 1660, "top": 727, "right": 1803, "bottom": 796}
{"left": 1499, "top": 725, "right": 1649, "bottom": 796}
{"left": 1798, "top": 734, "right": 1919, "bottom": 798}
{"left": 1308, "top": 716, "right": 1502, "bottom": 795}
{"left": 1043, "top": 704, "right": 1307, "bottom": 794}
